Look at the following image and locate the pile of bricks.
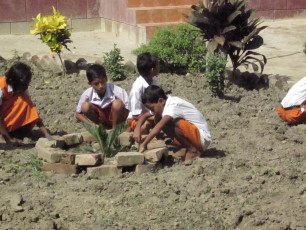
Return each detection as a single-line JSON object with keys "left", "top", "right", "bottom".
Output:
{"left": 35, "top": 131, "right": 169, "bottom": 176}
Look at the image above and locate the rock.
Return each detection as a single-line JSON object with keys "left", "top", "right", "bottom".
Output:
{"left": 10, "top": 194, "right": 24, "bottom": 212}
{"left": 59, "top": 153, "right": 76, "bottom": 165}
{"left": 22, "top": 52, "right": 31, "bottom": 60}
{"left": 117, "top": 132, "right": 133, "bottom": 147}
{"left": 87, "top": 164, "right": 122, "bottom": 177}
{"left": 80, "top": 131, "right": 96, "bottom": 143}
{"left": 115, "top": 152, "right": 144, "bottom": 166}
{"left": 135, "top": 162, "right": 160, "bottom": 174}
{"left": 35, "top": 144, "right": 65, "bottom": 163}
{"left": 147, "top": 139, "right": 167, "bottom": 150}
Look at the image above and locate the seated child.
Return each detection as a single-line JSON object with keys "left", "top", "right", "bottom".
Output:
{"left": 277, "top": 76, "right": 306, "bottom": 125}
{"left": 76, "top": 64, "right": 129, "bottom": 128}
{"left": 0, "top": 62, "right": 52, "bottom": 145}
{"left": 139, "top": 85, "right": 211, "bottom": 162}
{"left": 127, "top": 53, "right": 159, "bottom": 140}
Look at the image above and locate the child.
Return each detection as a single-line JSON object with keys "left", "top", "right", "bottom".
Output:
{"left": 127, "top": 53, "right": 159, "bottom": 141}
{"left": 277, "top": 76, "right": 306, "bottom": 125}
{"left": 76, "top": 64, "right": 129, "bottom": 128}
{"left": 139, "top": 85, "right": 211, "bottom": 162}
{"left": 0, "top": 62, "right": 52, "bottom": 145}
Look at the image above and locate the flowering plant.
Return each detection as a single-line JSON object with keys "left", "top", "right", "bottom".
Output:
{"left": 30, "top": 7, "right": 72, "bottom": 76}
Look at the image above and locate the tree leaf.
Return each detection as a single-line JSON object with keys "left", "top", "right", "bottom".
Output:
{"left": 214, "top": 35, "right": 225, "bottom": 46}
{"left": 244, "top": 35, "right": 263, "bottom": 50}
{"left": 222, "top": 25, "right": 236, "bottom": 34}
{"left": 228, "top": 41, "right": 243, "bottom": 48}
{"left": 227, "top": 11, "right": 241, "bottom": 24}
{"left": 207, "top": 40, "right": 219, "bottom": 53}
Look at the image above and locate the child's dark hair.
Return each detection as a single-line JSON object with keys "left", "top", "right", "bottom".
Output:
{"left": 137, "top": 53, "right": 158, "bottom": 77}
{"left": 5, "top": 62, "right": 32, "bottom": 92}
{"left": 86, "top": 64, "right": 107, "bottom": 82}
{"left": 142, "top": 85, "right": 167, "bottom": 104}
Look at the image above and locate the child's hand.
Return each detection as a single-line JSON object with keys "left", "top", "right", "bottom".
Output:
{"left": 133, "top": 129, "right": 141, "bottom": 143}
{"left": 7, "top": 137, "right": 23, "bottom": 146}
{"left": 139, "top": 143, "right": 147, "bottom": 153}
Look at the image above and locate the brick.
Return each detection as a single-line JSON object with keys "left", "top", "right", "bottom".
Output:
{"left": 62, "top": 133, "right": 83, "bottom": 146}
{"left": 80, "top": 131, "right": 96, "bottom": 143}
{"left": 135, "top": 162, "right": 159, "bottom": 174}
{"left": 147, "top": 139, "right": 167, "bottom": 150}
{"left": 43, "top": 163, "right": 79, "bottom": 174}
{"left": 75, "top": 153, "right": 104, "bottom": 166}
{"left": 117, "top": 132, "right": 133, "bottom": 147}
{"left": 35, "top": 144, "right": 64, "bottom": 163}
{"left": 115, "top": 152, "right": 144, "bottom": 166}
{"left": 36, "top": 137, "right": 65, "bottom": 149}
{"left": 144, "top": 147, "right": 168, "bottom": 162}
{"left": 87, "top": 164, "right": 122, "bottom": 177}
{"left": 59, "top": 154, "right": 76, "bottom": 165}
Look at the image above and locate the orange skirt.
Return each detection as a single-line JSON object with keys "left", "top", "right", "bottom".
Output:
{"left": 95, "top": 105, "right": 113, "bottom": 128}
{"left": 277, "top": 105, "right": 306, "bottom": 125}
{"left": 0, "top": 93, "right": 40, "bottom": 132}
{"left": 173, "top": 119, "right": 203, "bottom": 152}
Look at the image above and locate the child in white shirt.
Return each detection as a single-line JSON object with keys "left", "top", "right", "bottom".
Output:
{"left": 138, "top": 85, "right": 211, "bottom": 163}
{"left": 277, "top": 76, "right": 306, "bottom": 125}
{"left": 127, "top": 53, "right": 159, "bottom": 140}
{"left": 75, "top": 64, "right": 129, "bottom": 129}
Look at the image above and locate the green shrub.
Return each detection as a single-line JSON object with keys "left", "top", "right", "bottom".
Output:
{"left": 304, "top": 41, "right": 306, "bottom": 54}
{"left": 133, "top": 24, "right": 206, "bottom": 74}
{"left": 103, "top": 44, "right": 126, "bottom": 81}
{"left": 205, "top": 52, "right": 227, "bottom": 97}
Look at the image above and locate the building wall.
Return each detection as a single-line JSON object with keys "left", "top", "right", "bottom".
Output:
{"left": 0, "top": 0, "right": 305, "bottom": 34}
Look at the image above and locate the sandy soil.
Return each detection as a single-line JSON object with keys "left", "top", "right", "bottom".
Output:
{"left": 0, "top": 18, "right": 305, "bottom": 230}
{"left": 0, "top": 54, "right": 305, "bottom": 229}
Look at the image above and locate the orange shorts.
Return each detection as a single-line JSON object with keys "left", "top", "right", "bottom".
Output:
{"left": 95, "top": 105, "right": 113, "bottom": 128}
{"left": 173, "top": 119, "right": 203, "bottom": 152}
{"left": 277, "top": 105, "right": 306, "bottom": 125}
{"left": 0, "top": 93, "right": 40, "bottom": 133}
{"left": 127, "top": 118, "right": 155, "bottom": 131}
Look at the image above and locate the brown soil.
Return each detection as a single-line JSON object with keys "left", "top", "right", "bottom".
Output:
{"left": 0, "top": 56, "right": 305, "bottom": 230}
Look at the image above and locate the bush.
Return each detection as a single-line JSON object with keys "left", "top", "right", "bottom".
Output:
{"left": 133, "top": 24, "right": 206, "bottom": 74}
{"left": 103, "top": 44, "right": 126, "bottom": 81}
{"left": 205, "top": 52, "right": 227, "bottom": 97}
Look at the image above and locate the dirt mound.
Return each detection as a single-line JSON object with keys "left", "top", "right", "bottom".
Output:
{"left": 0, "top": 58, "right": 305, "bottom": 229}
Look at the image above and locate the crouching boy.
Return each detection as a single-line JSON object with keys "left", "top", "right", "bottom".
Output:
{"left": 75, "top": 64, "right": 129, "bottom": 128}
{"left": 138, "top": 85, "right": 211, "bottom": 162}
{"left": 277, "top": 76, "right": 306, "bottom": 125}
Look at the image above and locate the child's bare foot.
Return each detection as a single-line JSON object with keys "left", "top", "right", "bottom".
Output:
{"left": 0, "top": 135, "right": 6, "bottom": 144}
{"left": 172, "top": 148, "right": 186, "bottom": 158}
{"left": 183, "top": 149, "right": 201, "bottom": 162}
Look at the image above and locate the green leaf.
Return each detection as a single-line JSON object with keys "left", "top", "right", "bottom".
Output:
{"left": 227, "top": 11, "right": 241, "bottom": 24}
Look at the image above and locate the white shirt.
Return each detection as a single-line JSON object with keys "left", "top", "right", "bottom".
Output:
{"left": 0, "top": 83, "right": 29, "bottom": 106}
{"left": 76, "top": 83, "right": 129, "bottom": 113}
{"left": 162, "top": 96, "right": 211, "bottom": 150}
{"left": 128, "top": 76, "right": 157, "bottom": 118}
{"left": 281, "top": 76, "right": 306, "bottom": 109}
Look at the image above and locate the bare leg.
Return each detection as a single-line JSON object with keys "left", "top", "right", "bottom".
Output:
{"left": 111, "top": 99, "right": 129, "bottom": 128}
{"left": 81, "top": 102, "right": 100, "bottom": 124}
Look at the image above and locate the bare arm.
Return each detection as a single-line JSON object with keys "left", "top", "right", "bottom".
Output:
{"left": 133, "top": 111, "right": 153, "bottom": 143}
{"left": 0, "top": 114, "right": 22, "bottom": 145}
{"left": 75, "top": 112, "right": 96, "bottom": 126}
{"left": 139, "top": 115, "right": 172, "bottom": 153}
{"left": 36, "top": 119, "right": 53, "bottom": 141}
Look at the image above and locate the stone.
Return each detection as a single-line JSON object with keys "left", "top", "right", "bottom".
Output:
{"left": 143, "top": 147, "right": 168, "bottom": 162}
{"left": 80, "top": 131, "right": 96, "bottom": 143}
{"left": 22, "top": 52, "right": 31, "bottom": 60}
{"left": 10, "top": 194, "right": 24, "bottom": 212}
{"left": 147, "top": 139, "right": 167, "bottom": 150}
{"left": 87, "top": 164, "right": 122, "bottom": 177}
{"left": 75, "top": 153, "right": 104, "bottom": 166}
{"left": 135, "top": 162, "right": 158, "bottom": 175}
{"left": 115, "top": 152, "right": 144, "bottom": 167}
{"left": 35, "top": 137, "right": 65, "bottom": 149}
{"left": 43, "top": 163, "right": 79, "bottom": 174}
{"left": 117, "top": 132, "right": 133, "bottom": 147}
{"left": 59, "top": 153, "right": 76, "bottom": 165}
{"left": 62, "top": 133, "right": 83, "bottom": 146}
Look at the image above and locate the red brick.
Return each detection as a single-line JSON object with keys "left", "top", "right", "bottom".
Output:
{"left": 144, "top": 147, "right": 168, "bottom": 162}
{"left": 59, "top": 154, "right": 76, "bottom": 164}
{"left": 0, "top": 0, "right": 26, "bottom": 22}
{"left": 57, "top": 0, "right": 87, "bottom": 19}
{"left": 43, "top": 163, "right": 79, "bottom": 174}
{"left": 75, "top": 153, "right": 103, "bottom": 166}
{"left": 87, "top": 0, "right": 100, "bottom": 18}
{"left": 26, "top": 0, "right": 57, "bottom": 21}
{"left": 87, "top": 164, "right": 122, "bottom": 177}
{"left": 287, "top": 0, "right": 306, "bottom": 10}
{"left": 248, "top": 0, "right": 287, "bottom": 11}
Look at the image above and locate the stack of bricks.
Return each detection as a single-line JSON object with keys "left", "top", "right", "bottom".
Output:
{"left": 35, "top": 131, "right": 168, "bottom": 176}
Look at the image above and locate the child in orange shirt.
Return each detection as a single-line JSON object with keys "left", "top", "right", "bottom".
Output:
{"left": 138, "top": 85, "right": 211, "bottom": 162}
{"left": 0, "top": 62, "right": 52, "bottom": 145}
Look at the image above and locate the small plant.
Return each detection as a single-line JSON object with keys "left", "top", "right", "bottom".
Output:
{"left": 304, "top": 41, "right": 306, "bottom": 54}
{"left": 205, "top": 52, "right": 227, "bottom": 97}
{"left": 103, "top": 44, "right": 126, "bottom": 81}
{"left": 30, "top": 7, "right": 72, "bottom": 76}
{"left": 187, "top": 0, "right": 267, "bottom": 73}
{"left": 83, "top": 122, "right": 127, "bottom": 158}
{"left": 133, "top": 24, "right": 206, "bottom": 74}
{"left": 27, "top": 154, "right": 47, "bottom": 181}
{"left": 11, "top": 49, "right": 20, "bottom": 59}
